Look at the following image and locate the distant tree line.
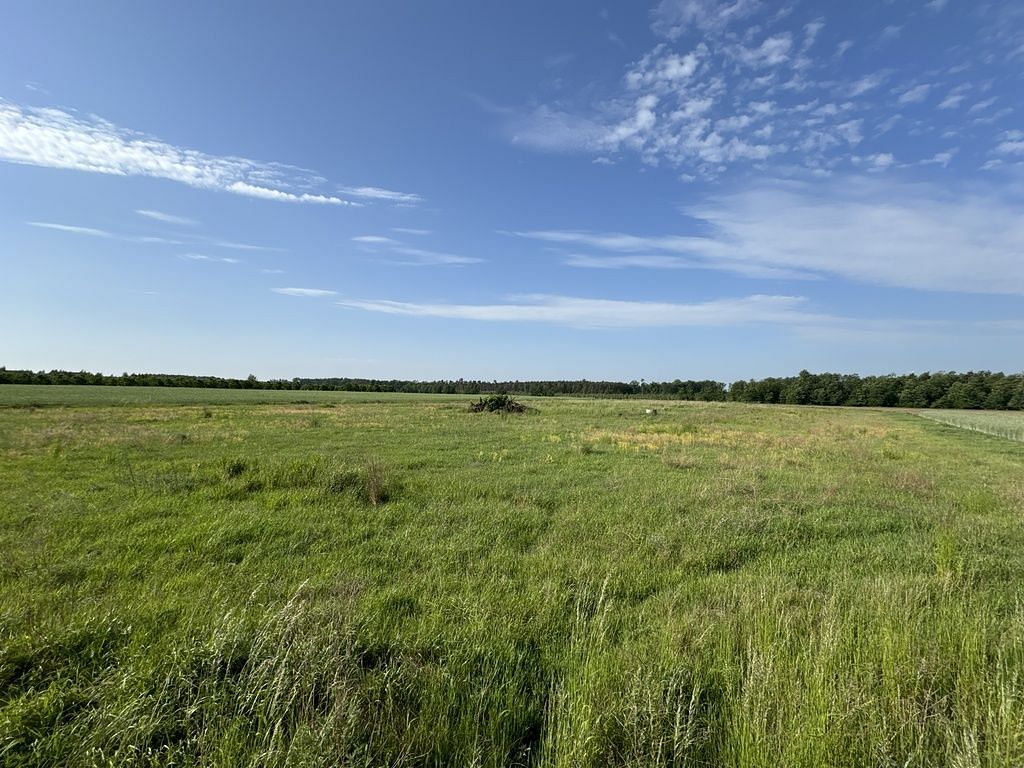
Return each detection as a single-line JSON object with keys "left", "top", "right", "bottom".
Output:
{"left": 1, "top": 367, "right": 1022, "bottom": 409}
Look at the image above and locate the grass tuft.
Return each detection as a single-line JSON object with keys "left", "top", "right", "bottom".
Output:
{"left": 362, "top": 459, "right": 392, "bottom": 506}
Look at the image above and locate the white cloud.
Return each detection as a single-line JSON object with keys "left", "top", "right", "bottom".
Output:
{"left": 508, "top": 106, "right": 613, "bottom": 153}
{"left": 863, "top": 152, "right": 895, "bottom": 170}
{"left": 497, "top": 5, "right": 1014, "bottom": 177}
{"left": 0, "top": 99, "right": 360, "bottom": 205}
{"left": 390, "top": 246, "right": 482, "bottom": 265}
{"left": 802, "top": 21, "right": 825, "bottom": 51}
{"left": 337, "top": 186, "right": 423, "bottom": 204}
{"left": 996, "top": 140, "right": 1024, "bottom": 154}
{"left": 678, "top": 177, "right": 1024, "bottom": 294}
{"left": 28, "top": 220, "right": 183, "bottom": 244}
{"left": 835, "top": 119, "right": 863, "bottom": 144}
{"left": 515, "top": 176, "right": 1024, "bottom": 294}
{"left": 879, "top": 25, "right": 903, "bottom": 42}
{"left": 562, "top": 252, "right": 814, "bottom": 279}
{"left": 260, "top": 268, "right": 285, "bottom": 274}
{"left": 28, "top": 221, "right": 114, "bottom": 238}
{"left": 897, "top": 84, "right": 932, "bottom": 105}
{"left": 968, "top": 97, "right": 998, "bottom": 113}
{"left": 921, "top": 150, "right": 955, "bottom": 166}
{"left": 971, "top": 107, "right": 1013, "bottom": 126}
{"left": 735, "top": 34, "right": 793, "bottom": 68}
{"left": 352, "top": 234, "right": 482, "bottom": 265}
{"left": 652, "top": 0, "right": 762, "bottom": 39}
{"left": 27, "top": 220, "right": 289, "bottom": 253}
{"left": 135, "top": 209, "right": 197, "bottom": 226}
{"left": 337, "top": 293, "right": 814, "bottom": 328}
{"left": 392, "top": 227, "right": 432, "bottom": 236}
{"left": 178, "top": 253, "right": 239, "bottom": 264}
{"left": 848, "top": 72, "right": 890, "bottom": 96}
{"left": 515, "top": 230, "right": 812, "bottom": 278}
{"left": 272, "top": 287, "right": 338, "bottom": 297}
{"left": 626, "top": 45, "right": 703, "bottom": 91}
{"left": 926, "top": 0, "right": 949, "bottom": 10}
{"left": 212, "top": 239, "right": 284, "bottom": 252}
{"left": 938, "top": 85, "right": 970, "bottom": 110}
{"left": 226, "top": 181, "right": 348, "bottom": 205}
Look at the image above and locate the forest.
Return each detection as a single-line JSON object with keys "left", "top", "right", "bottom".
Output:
{"left": 2, "top": 368, "right": 1022, "bottom": 409}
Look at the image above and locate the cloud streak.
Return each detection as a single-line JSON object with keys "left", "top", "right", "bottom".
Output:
{"left": 337, "top": 186, "right": 423, "bottom": 204}
{"left": 27, "top": 219, "right": 280, "bottom": 252}
{"left": 178, "top": 253, "right": 239, "bottom": 264}
{"left": 0, "top": 99, "right": 412, "bottom": 206}
{"left": 513, "top": 176, "right": 1024, "bottom": 294}
{"left": 28, "top": 220, "right": 183, "bottom": 244}
{"left": 338, "top": 293, "right": 816, "bottom": 328}
{"left": 135, "top": 209, "right": 197, "bottom": 226}
{"left": 273, "top": 287, "right": 338, "bottom": 297}
{"left": 351, "top": 234, "right": 483, "bottom": 265}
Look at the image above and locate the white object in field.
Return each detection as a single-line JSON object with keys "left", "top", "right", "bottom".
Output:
{"left": 645, "top": 408, "right": 658, "bottom": 415}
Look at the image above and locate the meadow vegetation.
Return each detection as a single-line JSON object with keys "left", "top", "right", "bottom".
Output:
{"left": 1, "top": 387, "right": 1023, "bottom": 766}
{"left": 918, "top": 409, "right": 1024, "bottom": 443}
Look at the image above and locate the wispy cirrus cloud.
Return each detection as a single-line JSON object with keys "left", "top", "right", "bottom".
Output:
{"left": 337, "top": 186, "right": 423, "bottom": 204}
{"left": 0, "top": 99, "right": 412, "bottom": 206}
{"left": 337, "top": 291, "right": 1021, "bottom": 342}
{"left": 135, "top": 209, "right": 198, "bottom": 226}
{"left": 27, "top": 219, "right": 280, "bottom": 252}
{"left": 28, "top": 221, "right": 117, "bottom": 239}
{"left": 390, "top": 246, "right": 482, "bottom": 265}
{"left": 338, "top": 293, "right": 815, "bottom": 328}
{"left": 351, "top": 234, "right": 482, "bottom": 265}
{"left": 272, "top": 287, "right": 338, "bottom": 297}
{"left": 210, "top": 239, "right": 284, "bottom": 252}
{"left": 178, "top": 253, "right": 240, "bottom": 264}
{"left": 28, "top": 220, "right": 183, "bottom": 244}
{"left": 562, "top": 252, "right": 814, "bottom": 279}
{"left": 848, "top": 71, "right": 890, "bottom": 96}
{"left": 897, "top": 83, "right": 932, "bottom": 105}
{"left": 517, "top": 176, "right": 1024, "bottom": 295}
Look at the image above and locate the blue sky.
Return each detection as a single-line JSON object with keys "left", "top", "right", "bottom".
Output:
{"left": 2, "top": 0, "right": 1022, "bottom": 381}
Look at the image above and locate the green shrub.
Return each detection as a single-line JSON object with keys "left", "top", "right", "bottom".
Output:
{"left": 469, "top": 394, "right": 528, "bottom": 413}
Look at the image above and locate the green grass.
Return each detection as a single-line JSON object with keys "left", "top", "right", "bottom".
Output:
{"left": 2, "top": 386, "right": 1024, "bottom": 766}
{"left": 918, "top": 409, "right": 1024, "bottom": 443}
{"left": 0, "top": 383, "right": 444, "bottom": 407}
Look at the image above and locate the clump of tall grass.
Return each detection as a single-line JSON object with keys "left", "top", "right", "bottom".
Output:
{"left": 362, "top": 459, "right": 391, "bottom": 506}
{"left": 224, "top": 458, "right": 247, "bottom": 479}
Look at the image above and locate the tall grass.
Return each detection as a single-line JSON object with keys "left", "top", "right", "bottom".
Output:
{"left": 919, "top": 409, "right": 1024, "bottom": 443}
{"left": 2, "top": 391, "right": 1024, "bottom": 765}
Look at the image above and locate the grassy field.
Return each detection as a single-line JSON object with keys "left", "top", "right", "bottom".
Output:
{"left": 918, "top": 409, "right": 1024, "bottom": 443}
{"left": 2, "top": 387, "right": 1024, "bottom": 767}
{"left": 0, "top": 384, "right": 437, "bottom": 407}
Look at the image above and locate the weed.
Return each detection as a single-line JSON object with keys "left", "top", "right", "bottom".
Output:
{"left": 224, "top": 459, "right": 247, "bottom": 479}
{"left": 363, "top": 459, "right": 391, "bottom": 506}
